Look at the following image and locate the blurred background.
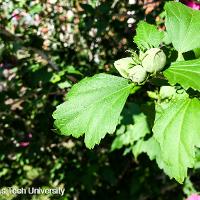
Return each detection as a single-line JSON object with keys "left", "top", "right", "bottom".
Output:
{"left": 0, "top": 0, "right": 199, "bottom": 199}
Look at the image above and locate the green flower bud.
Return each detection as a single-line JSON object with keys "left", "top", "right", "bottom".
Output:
{"left": 128, "top": 65, "right": 147, "bottom": 84}
{"left": 114, "top": 57, "right": 133, "bottom": 79}
{"left": 159, "top": 86, "right": 176, "bottom": 99}
{"left": 141, "top": 48, "right": 166, "bottom": 73}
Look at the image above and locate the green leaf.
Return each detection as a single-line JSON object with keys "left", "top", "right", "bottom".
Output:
{"left": 137, "top": 137, "right": 169, "bottom": 175}
{"left": 194, "top": 48, "right": 200, "bottom": 58}
{"left": 129, "top": 112, "right": 150, "bottom": 142}
{"left": 111, "top": 130, "right": 128, "bottom": 151}
{"left": 140, "top": 137, "right": 161, "bottom": 160}
{"left": 112, "top": 113, "right": 150, "bottom": 151}
{"left": 112, "top": 103, "right": 150, "bottom": 155}
{"left": 165, "top": 2, "right": 200, "bottom": 53}
{"left": 65, "top": 66, "right": 83, "bottom": 76}
{"left": 132, "top": 139, "right": 147, "bottom": 159}
{"left": 53, "top": 74, "right": 133, "bottom": 149}
{"left": 58, "top": 81, "right": 72, "bottom": 89}
{"left": 134, "top": 21, "right": 164, "bottom": 50}
{"left": 164, "top": 58, "right": 200, "bottom": 91}
{"left": 29, "top": 4, "right": 43, "bottom": 14}
{"left": 153, "top": 97, "right": 200, "bottom": 183}
{"left": 163, "top": 31, "right": 171, "bottom": 45}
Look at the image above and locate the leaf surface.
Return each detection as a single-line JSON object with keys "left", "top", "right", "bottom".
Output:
{"left": 165, "top": 2, "right": 200, "bottom": 53}
{"left": 53, "top": 74, "right": 133, "bottom": 148}
{"left": 153, "top": 98, "right": 200, "bottom": 183}
{"left": 164, "top": 58, "right": 200, "bottom": 91}
{"left": 111, "top": 103, "right": 150, "bottom": 151}
{"left": 134, "top": 21, "right": 164, "bottom": 50}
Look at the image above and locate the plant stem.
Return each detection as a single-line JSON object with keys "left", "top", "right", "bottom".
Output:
{"left": 177, "top": 52, "right": 184, "bottom": 61}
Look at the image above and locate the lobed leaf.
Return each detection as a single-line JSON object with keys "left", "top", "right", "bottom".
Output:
{"left": 165, "top": 2, "right": 200, "bottom": 53}
{"left": 112, "top": 104, "right": 150, "bottom": 152}
{"left": 53, "top": 73, "right": 133, "bottom": 149}
{"left": 164, "top": 58, "right": 200, "bottom": 91}
{"left": 134, "top": 21, "right": 164, "bottom": 50}
{"left": 153, "top": 97, "right": 200, "bottom": 183}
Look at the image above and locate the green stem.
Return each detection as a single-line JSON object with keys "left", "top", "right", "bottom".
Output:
{"left": 130, "top": 83, "right": 141, "bottom": 94}
{"left": 177, "top": 52, "right": 184, "bottom": 61}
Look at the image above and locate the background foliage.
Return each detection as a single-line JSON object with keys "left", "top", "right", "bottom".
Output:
{"left": 0, "top": 0, "right": 199, "bottom": 199}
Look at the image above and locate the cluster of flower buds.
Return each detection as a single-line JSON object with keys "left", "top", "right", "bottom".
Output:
{"left": 114, "top": 48, "right": 166, "bottom": 84}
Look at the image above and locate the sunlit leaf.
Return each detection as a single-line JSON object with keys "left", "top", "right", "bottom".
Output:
{"left": 53, "top": 74, "right": 133, "bottom": 148}
{"left": 164, "top": 58, "right": 200, "bottom": 91}
{"left": 165, "top": 2, "right": 200, "bottom": 53}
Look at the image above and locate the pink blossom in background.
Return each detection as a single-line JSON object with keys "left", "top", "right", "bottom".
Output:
{"left": 11, "top": 9, "right": 41, "bottom": 27}
{"left": 11, "top": 10, "right": 21, "bottom": 21}
{"left": 19, "top": 142, "right": 30, "bottom": 147}
{"left": 187, "top": 194, "right": 200, "bottom": 200}
{"left": 28, "top": 133, "right": 33, "bottom": 138}
{"left": 181, "top": 0, "right": 200, "bottom": 10}
{"left": 18, "top": 133, "right": 33, "bottom": 147}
